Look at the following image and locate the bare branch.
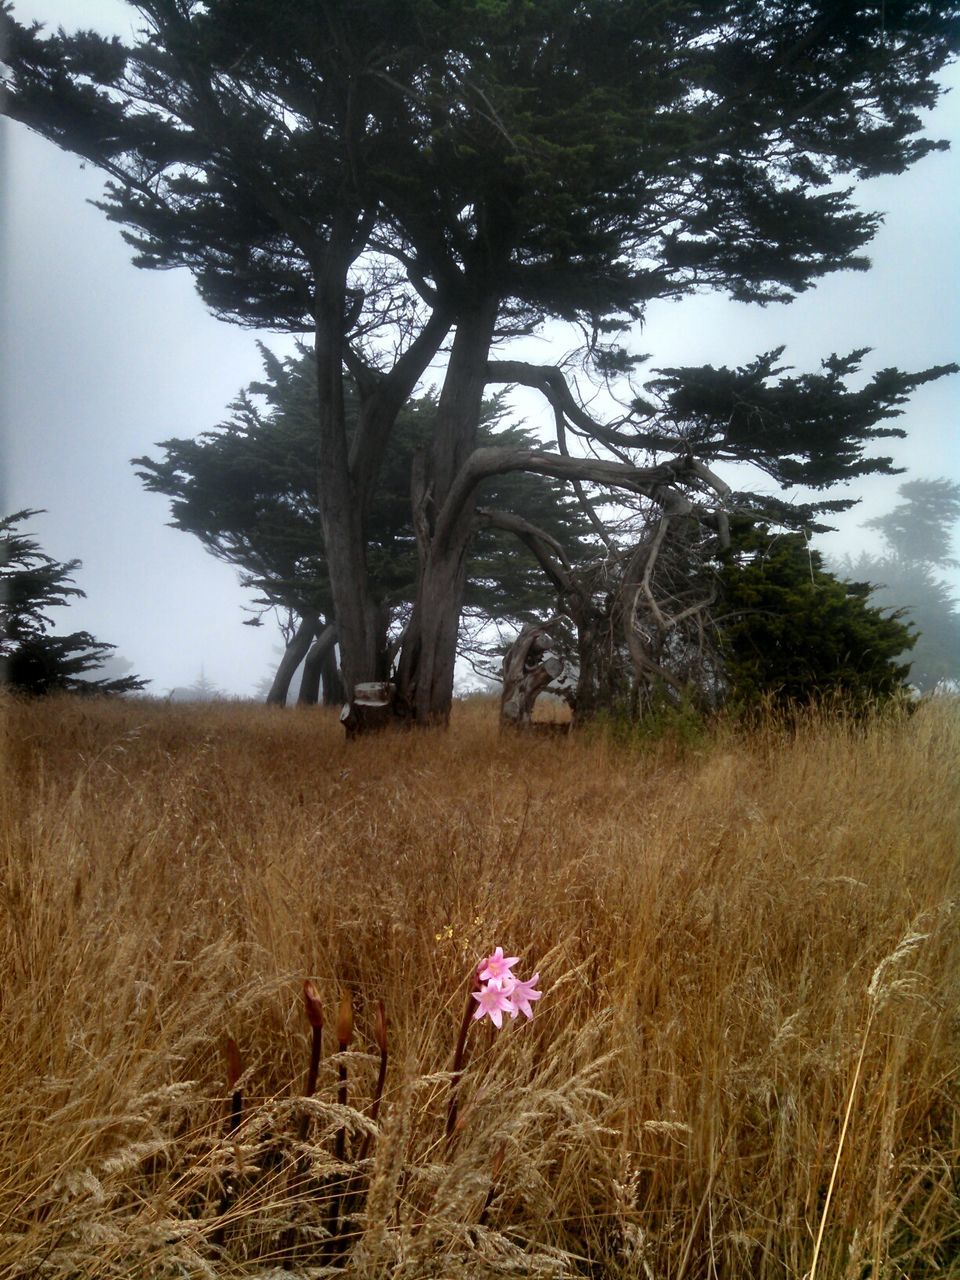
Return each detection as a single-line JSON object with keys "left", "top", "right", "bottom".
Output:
{"left": 475, "top": 507, "right": 577, "bottom": 599}
{"left": 486, "top": 359, "right": 663, "bottom": 452}
{"left": 636, "top": 517, "right": 673, "bottom": 633}
{"left": 548, "top": 387, "right": 615, "bottom": 550}
{"left": 433, "top": 446, "right": 707, "bottom": 557}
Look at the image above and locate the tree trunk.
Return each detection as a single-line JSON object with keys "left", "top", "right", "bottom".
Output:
{"left": 320, "top": 641, "right": 345, "bottom": 707}
{"left": 573, "top": 616, "right": 601, "bottom": 721}
{"left": 397, "top": 547, "right": 469, "bottom": 725}
{"left": 297, "top": 622, "right": 338, "bottom": 706}
{"left": 266, "top": 613, "right": 318, "bottom": 706}
{"left": 500, "top": 623, "right": 565, "bottom": 729}
{"left": 313, "top": 261, "right": 450, "bottom": 716}
{"left": 341, "top": 682, "right": 397, "bottom": 736}
{"left": 396, "top": 298, "right": 499, "bottom": 725}
{"left": 313, "top": 258, "right": 378, "bottom": 698}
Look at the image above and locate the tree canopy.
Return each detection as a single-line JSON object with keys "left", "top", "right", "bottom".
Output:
{"left": 8, "top": 1, "right": 956, "bottom": 321}
{"left": 717, "top": 529, "right": 915, "bottom": 710}
{"left": 864, "top": 477, "right": 960, "bottom": 567}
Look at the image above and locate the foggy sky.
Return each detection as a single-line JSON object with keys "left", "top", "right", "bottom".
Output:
{"left": 2, "top": 0, "right": 959, "bottom": 697}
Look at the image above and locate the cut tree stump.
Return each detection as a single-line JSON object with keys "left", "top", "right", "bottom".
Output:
{"left": 340, "top": 682, "right": 396, "bottom": 737}
{"left": 500, "top": 623, "right": 569, "bottom": 731}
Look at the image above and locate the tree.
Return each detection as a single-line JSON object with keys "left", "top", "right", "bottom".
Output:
{"left": 3, "top": 0, "right": 458, "bottom": 699}
{"left": 1, "top": 510, "right": 147, "bottom": 696}
{"left": 4, "top": 1, "right": 958, "bottom": 721}
{"left": 716, "top": 529, "right": 915, "bottom": 710}
{"left": 133, "top": 345, "right": 597, "bottom": 704}
{"left": 497, "top": 511, "right": 918, "bottom": 723}
{"left": 167, "top": 667, "right": 223, "bottom": 702}
{"left": 833, "top": 478, "right": 960, "bottom": 691}
{"left": 864, "top": 477, "right": 960, "bottom": 567}
{"left": 471, "top": 344, "right": 953, "bottom": 720}
{"left": 386, "top": 4, "right": 960, "bottom": 721}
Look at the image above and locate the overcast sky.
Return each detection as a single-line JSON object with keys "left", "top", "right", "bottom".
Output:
{"left": 2, "top": 0, "right": 959, "bottom": 697}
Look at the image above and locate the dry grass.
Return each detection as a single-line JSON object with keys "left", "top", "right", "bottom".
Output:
{"left": 1, "top": 692, "right": 957, "bottom": 1278}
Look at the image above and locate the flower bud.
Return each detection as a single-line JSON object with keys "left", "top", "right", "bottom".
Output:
{"left": 224, "top": 1037, "right": 243, "bottom": 1091}
{"left": 303, "top": 980, "right": 324, "bottom": 1030}
{"left": 374, "top": 999, "right": 388, "bottom": 1054}
{"left": 336, "top": 989, "right": 354, "bottom": 1048}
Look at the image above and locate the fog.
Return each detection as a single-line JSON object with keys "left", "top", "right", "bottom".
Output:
{"left": 2, "top": 0, "right": 958, "bottom": 696}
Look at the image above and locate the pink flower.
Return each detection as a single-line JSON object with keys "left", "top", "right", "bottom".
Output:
{"left": 507, "top": 972, "right": 542, "bottom": 1020}
{"left": 472, "top": 977, "right": 515, "bottom": 1029}
{"left": 479, "top": 946, "right": 520, "bottom": 983}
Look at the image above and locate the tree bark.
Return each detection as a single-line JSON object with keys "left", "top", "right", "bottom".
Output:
{"left": 396, "top": 297, "right": 500, "bottom": 725}
{"left": 320, "top": 640, "right": 345, "bottom": 707}
{"left": 313, "top": 249, "right": 378, "bottom": 699}
{"left": 297, "top": 623, "right": 339, "bottom": 706}
{"left": 266, "top": 613, "right": 318, "bottom": 707}
{"left": 500, "top": 623, "right": 565, "bottom": 729}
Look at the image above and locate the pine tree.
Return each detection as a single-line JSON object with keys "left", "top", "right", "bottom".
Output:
{"left": 1, "top": 511, "right": 146, "bottom": 696}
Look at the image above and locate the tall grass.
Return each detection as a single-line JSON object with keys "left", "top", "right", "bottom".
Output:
{"left": 1, "top": 693, "right": 957, "bottom": 1278}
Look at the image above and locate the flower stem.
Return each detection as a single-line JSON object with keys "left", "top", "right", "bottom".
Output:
{"left": 340, "top": 1001, "right": 388, "bottom": 1243}
{"left": 212, "top": 1038, "right": 243, "bottom": 1248}
{"left": 298, "top": 982, "right": 324, "bottom": 1142}
{"left": 446, "top": 969, "right": 478, "bottom": 1148}
{"left": 324, "top": 990, "right": 354, "bottom": 1259}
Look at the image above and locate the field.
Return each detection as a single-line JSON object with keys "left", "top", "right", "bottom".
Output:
{"left": 1, "top": 693, "right": 958, "bottom": 1279}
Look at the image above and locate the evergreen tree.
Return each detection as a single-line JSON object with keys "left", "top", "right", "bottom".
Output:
{"left": 863, "top": 478, "right": 960, "bottom": 567}
{"left": 134, "top": 347, "right": 596, "bottom": 701}
{"left": 834, "top": 478, "right": 960, "bottom": 691}
{"left": 167, "top": 667, "right": 223, "bottom": 702}
{"left": 1, "top": 511, "right": 146, "bottom": 696}
{"left": 718, "top": 530, "right": 915, "bottom": 710}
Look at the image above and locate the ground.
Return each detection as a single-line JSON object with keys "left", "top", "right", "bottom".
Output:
{"left": 2, "top": 693, "right": 958, "bottom": 1278}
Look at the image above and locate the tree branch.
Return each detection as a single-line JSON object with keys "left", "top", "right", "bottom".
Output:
{"left": 433, "top": 447, "right": 706, "bottom": 558}
{"left": 486, "top": 359, "right": 663, "bottom": 452}
{"left": 475, "top": 507, "right": 577, "bottom": 599}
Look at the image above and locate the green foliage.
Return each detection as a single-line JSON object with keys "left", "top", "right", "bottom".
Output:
{"left": 1, "top": 511, "right": 146, "bottom": 696}
{"left": 841, "top": 558, "right": 960, "bottom": 693}
{"left": 5, "top": 2, "right": 959, "bottom": 331}
{"left": 593, "top": 688, "right": 711, "bottom": 756}
{"left": 717, "top": 530, "right": 914, "bottom": 710}
{"left": 637, "top": 351, "right": 956, "bottom": 526}
{"left": 133, "top": 347, "right": 596, "bottom": 630}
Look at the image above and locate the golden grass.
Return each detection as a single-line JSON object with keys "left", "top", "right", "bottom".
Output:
{"left": 1, "top": 693, "right": 957, "bottom": 1278}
